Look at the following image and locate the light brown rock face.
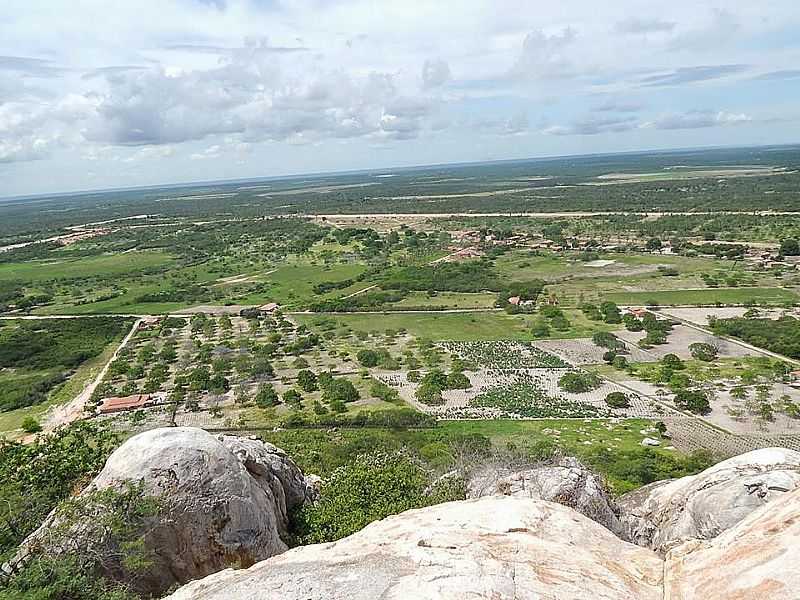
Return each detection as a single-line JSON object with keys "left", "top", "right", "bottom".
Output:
{"left": 664, "top": 486, "right": 800, "bottom": 600}
{"left": 618, "top": 447, "right": 800, "bottom": 553}
{"left": 166, "top": 496, "right": 665, "bottom": 600}
{"left": 11, "top": 427, "right": 315, "bottom": 596}
{"left": 467, "top": 456, "right": 623, "bottom": 536}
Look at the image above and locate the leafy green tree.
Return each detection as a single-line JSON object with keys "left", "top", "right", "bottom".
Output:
{"left": 689, "top": 343, "right": 718, "bottom": 362}
{"left": 296, "top": 369, "right": 318, "bottom": 392}
{"left": 605, "top": 392, "right": 630, "bottom": 409}
{"left": 254, "top": 384, "right": 279, "bottom": 408}
{"left": 21, "top": 416, "right": 42, "bottom": 433}
{"left": 674, "top": 389, "right": 711, "bottom": 415}
{"left": 779, "top": 238, "right": 799, "bottom": 256}
{"left": 322, "top": 378, "right": 359, "bottom": 404}
{"left": 356, "top": 349, "right": 379, "bottom": 368}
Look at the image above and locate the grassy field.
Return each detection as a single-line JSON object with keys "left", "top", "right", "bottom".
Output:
{"left": 604, "top": 287, "right": 798, "bottom": 306}
{"left": 294, "top": 310, "right": 535, "bottom": 341}
{"left": 393, "top": 292, "right": 497, "bottom": 309}
{"left": 495, "top": 250, "right": 721, "bottom": 282}
{"left": 0, "top": 250, "right": 174, "bottom": 282}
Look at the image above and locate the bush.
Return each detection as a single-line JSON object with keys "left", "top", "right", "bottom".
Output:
{"left": 558, "top": 371, "right": 602, "bottom": 393}
{"left": 254, "top": 384, "right": 279, "bottom": 407}
{"left": 674, "top": 389, "right": 711, "bottom": 415}
{"left": 21, "top": 416, "right": 42, "bottom": 433}
{"left": 322, "top": 378, "right": 360, "bottom": 404}
{"left": 689, "top": 342, "right": 718, "bottom": 362}
{"left": 292, "top": 451, "right": 464, "bottom": 544}
{"left": 416, "top": 382, "right": 444, "bottom": 406}
{"left": 445, "top": 371, "right": 471, "bottom": 389}
{"left": 611, "top": 355, "right": 628, "bottom": 370}
{"left": 356, "top": 349, "right": 379, "bottom": 368}
{"left": 605, "top": 391, "right": 630, "bottom": 409}
{"left": 296, "top": 369, "right": 318, "bottom": 392}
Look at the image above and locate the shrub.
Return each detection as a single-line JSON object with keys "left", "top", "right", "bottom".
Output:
{"left": 356, "top": 349, "right": 379, "bottom": 368}
{"left": 689, "top": 342, "right": 718, "bottom": 362}
{"left": 21, "top": 416, "right": 42, "bottom": 433}
{"left": 292, "top": 451, "right": 464, "bottom": 544}
{"left": 322, "top": 378, "right": 360, "bottom": 404}
{"left": 611, "top": 355, "right": 628, "bottom": 370}
{"left": 674, "top": 389, "right": 711, "bottom": 415}
{"left": 605, "top": 392, "right": 630, "bottom": 409}
{"left": 296, "top": 369, "right": 318, "bottom": 392}
{"left": 558, "top": 371, "right": 602, "bottom": 393}
{"left": 254, "top": 384, "right": 279, "bottom": 407}
{"left": 416, "top": 382, "right": 444, "bottom": 406}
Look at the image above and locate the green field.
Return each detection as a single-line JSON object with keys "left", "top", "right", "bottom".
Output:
{"left": 604, "top": 287, "right": 798, "bottom": 306}
{"left": 0, "top": 250, "right": 174, "bottom": 282}
{"left": 295, "top": 310, "right": 534, "bottom": 341}
{"left": 393, "top": 292, "right": 497, "bottom": 309}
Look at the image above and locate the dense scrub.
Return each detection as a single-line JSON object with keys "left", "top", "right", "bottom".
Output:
{"left": 0, "top": 317, "right": 133, "bottom": 411}
{"left": 709, "top": 316, "right": 800, "bottom": 359}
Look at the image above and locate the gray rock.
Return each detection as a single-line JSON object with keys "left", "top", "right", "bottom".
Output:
{"left": 165, "top": 496, "right": 665, "bottom": 600}
{"left": 467, "top": 456, "right": 623, "bottom": 535}
{"left": 618, "top": 447, "right": 800, "bottom": 553}
{"left": 9, "top": 427, "right": 315, "bottom": 596}
{"left": 664, "top": 485, "right": 800, "bottom": 600}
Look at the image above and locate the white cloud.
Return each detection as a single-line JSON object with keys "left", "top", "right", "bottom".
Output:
{"left": 421, "top": 58, "right": 451, "bottom": 89}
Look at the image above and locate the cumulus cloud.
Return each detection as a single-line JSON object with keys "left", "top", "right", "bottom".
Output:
{"left": 508, "top": 27, "right": 578, "bottom": 80}
{"left": 421, "top": 58, "right": 451, "bottom": 89}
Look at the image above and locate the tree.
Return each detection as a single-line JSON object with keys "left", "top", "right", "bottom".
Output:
{"left": 689, "top": 342, "right": 718, "bottom": 362}
{"left": 21, "top": 416, "right": 42, "bottom": 433}
{"left": 661, "top": 354, "right": 685, "bottom": 370}
{"left": 356, "top": 349, "right": 379, "bottom": 368}
{"left": 254, "top": 384, "right": 279, "bottom": 408}
{"left": 322, "top": 378, "right": 359, "bottom": 404}
{"left": 674, "top": 389, "right": 711, "bottom": 415}
{"left": 558, "top": 371, "right": 602, "bottom": 393}
{"left": 530, "top": 319, "right": 551, "bottom": 338}
{"left": 296, "top": 369, "right": 318, "bottom": 392}
{"left": 646, "top": 237, "right": 662, "bottom": 251}
{"left": 605, "top": 392, "right": 630, "bottom": 409}
{"left": 779, "top": 238, "right": 799, "bottom": 256}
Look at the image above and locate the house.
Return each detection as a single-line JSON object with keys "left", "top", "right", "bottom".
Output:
{"left": 98, "top": 394, "right": 155, "bottom": 415}
{"left": 508, "top": 296, "right": 521, "bottom": 306}
{"left": 627, "top": 308, "right": 648, "bottom": 318}
{"left": 260, "top": 302, "right": 279, "bottom": 313}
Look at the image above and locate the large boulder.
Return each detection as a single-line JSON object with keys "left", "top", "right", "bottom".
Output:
{"left": 467, "top": 456, "right": 623, "bottom": 535}
{"left": 664, "top": 485, "right": 800, "bottom": 600}
{"left": 9, "top": 427, "right": 315, "bottom": 596}
{"left": 165, "top": 496, "right": 665, "bottom": 600}
{"left": 618, "top": 447, "right": 800, "bottom": 553}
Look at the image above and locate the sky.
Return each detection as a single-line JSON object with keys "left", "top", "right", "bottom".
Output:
{"left": 2, "top": 0, "right": 800, "bottom": 197}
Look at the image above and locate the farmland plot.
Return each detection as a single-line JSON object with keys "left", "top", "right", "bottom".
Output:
{"left": 532, "top": 338, "right": 656, "bottom": 365}
{"left": 439, "top": 341, "right": 570, "bottom": 368}
{"left": 378, "top": 368, "right": 671, "bottom": 421}
{"left": 615, "top": 325, "right": 758, "bottom": 360}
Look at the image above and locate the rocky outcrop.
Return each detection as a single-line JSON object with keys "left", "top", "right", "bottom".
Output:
{"left": 10, "top": 427, "right": 315, "bottom": 596}
{"left": 664, "top": 486, "right": 800, "bottom": 600}
{"left": 166, "top": 496, "right": 665, "bottom": 600}
{"left": 467, "top": 456, "right": 623, "bottom": 535}
{"left": 618, "top": 447, "right": 800, "bottom": 553}
{"left": 166, "top": 485, "right": 800, "bottom": 600}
